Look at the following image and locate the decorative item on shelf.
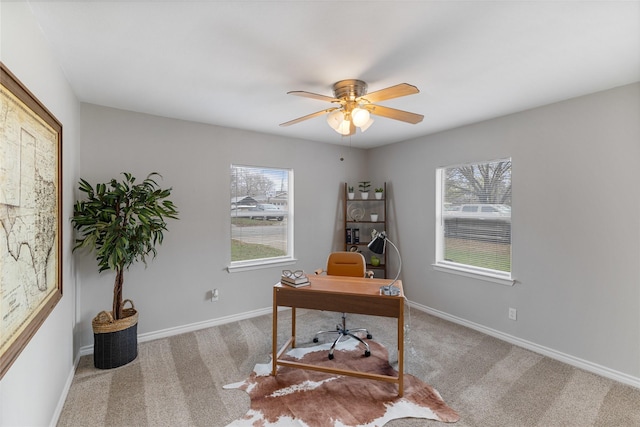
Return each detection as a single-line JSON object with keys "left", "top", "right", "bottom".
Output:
{"left": 348, "top": 186, "right": 355, "bottom": 200}
{"left": 375, "top": 187, "right": 384, "bottom": 199}
{"left": 359, "top": 181, "right": 371, "bottom": 199}
{"left": 370, "top": 213, "right": 379, "bottom": 222}
{"left": 71, "top": 172, "right": 179, "bottom": 369}
{"left": 370, "top": 255, "right": 381, "bottom": 267}
{"left": 348, "top": 203, "right": 365, "bottom": 221}
{"left": 368, "top": 230, "right": 402, "bottom": 296}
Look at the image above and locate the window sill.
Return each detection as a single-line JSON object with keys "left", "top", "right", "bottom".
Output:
{"left": 432, "top": 263, "right": 515, "bottom": 286}
{"left": 227, "top": 257, "right": 297, "bottom": 273}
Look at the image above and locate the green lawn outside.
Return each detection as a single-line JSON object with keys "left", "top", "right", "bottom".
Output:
{"left": 445, "top": 238, "right": 511, "bottom": 272}
{"left": 231, "top": 239, "right": 286, "bottom": 261}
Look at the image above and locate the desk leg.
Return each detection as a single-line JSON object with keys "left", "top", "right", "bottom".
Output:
{"left": 291, "top": 307, "right": 296, "bottom": 348}
{"left": 272, "top": 287, "right": 278, "bottom": 376}
{"left": 398, "top": 300, "right": 404, "bottom": 397}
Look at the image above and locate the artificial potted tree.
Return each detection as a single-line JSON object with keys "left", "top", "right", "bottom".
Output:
{"left": 71, "top": 172, "right": 179, "bottom": 369}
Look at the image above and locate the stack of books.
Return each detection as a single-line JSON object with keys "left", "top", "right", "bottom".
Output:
{"left": 280, "top": 274, "right": 310, "bottom": 288}
{"left": 346, "top": 228, "right": 360, "bottom": 244}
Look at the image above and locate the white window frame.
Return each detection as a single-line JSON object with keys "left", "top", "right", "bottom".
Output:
{"left": 227, "top": 165, "right": 295, "bottom": 273}
{"left": 434, "top": 159, "right": 515, "bottom": 286}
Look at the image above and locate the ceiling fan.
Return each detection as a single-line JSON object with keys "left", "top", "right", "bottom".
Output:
{"left": 279, "top": 79, "right": 424, "bottom": 136}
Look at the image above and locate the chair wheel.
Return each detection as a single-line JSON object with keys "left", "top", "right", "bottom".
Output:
{"left": 364, "top": 350, "right": 371, "bottom": 357}
{"left": 366, "top": 334, "right": 373, "bottom": 339}
{"left": 328, "top": 353, "right": 334, "bottom": 360}
{"left": 313, "top": 338, "right": 319, "bottom": 343}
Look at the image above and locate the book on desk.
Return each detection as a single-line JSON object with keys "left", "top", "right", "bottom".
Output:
{"left": 280, "top": 275, "right": 310, "bottom": 288}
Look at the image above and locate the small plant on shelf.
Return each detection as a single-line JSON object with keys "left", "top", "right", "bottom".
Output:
{"left": 375, "top": 187, "right": 384, "bottom": 199}
{"left": 347, "top": 186, "right": 355, "bottom": 200}
{"left": 359, "top": 181, "right": 371, "bottom": 199}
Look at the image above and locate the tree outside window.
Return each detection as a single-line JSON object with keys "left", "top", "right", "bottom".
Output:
{"left": 230, "top": 165, "right": 292, "bottom": 266}
{"left": 436, "top": 159, "right": 512, "bottom": 276}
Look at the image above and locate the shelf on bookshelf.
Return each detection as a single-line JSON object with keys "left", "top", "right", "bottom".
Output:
{"left": 346, "top": 221, "right": 384, "bottom": 224}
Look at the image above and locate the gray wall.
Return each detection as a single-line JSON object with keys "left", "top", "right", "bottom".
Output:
{"left": 77, "top": 104, "right": 368, "bottom": 346}
{"left": 0, "top": 2, "right": 80, "bottom": 426}
{"left": 368, "top": 83, "right": 640, "bottom": 380}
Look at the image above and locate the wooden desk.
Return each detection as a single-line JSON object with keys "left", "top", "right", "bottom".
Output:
{"left": 272, "top": 275, "right": 405, "bottom": 396}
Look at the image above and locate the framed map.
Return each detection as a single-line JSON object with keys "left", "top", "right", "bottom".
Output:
{"left": 1, "top": 63, "right": 63, "bottom": 379}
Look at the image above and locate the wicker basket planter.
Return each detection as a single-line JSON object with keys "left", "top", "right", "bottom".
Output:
{"left": 92, "top": 299, "right": 138, "bottom": 369}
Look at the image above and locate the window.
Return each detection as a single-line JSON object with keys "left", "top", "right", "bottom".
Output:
{"left": 229, "top": 165, "right": 293, "bottom": 270}
{"left": 435, "top": 159, "right": 512, "bottom": 284}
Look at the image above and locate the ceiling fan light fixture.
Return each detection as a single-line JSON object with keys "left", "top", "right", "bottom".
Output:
{"left": 327, "top": 109, "right": 344, "bottom": 130}
{"left": 351, "top": 107, "right": 370, "bottom": 127}
{"left": 336, "top": 119, "right": 352, "bottom": 135}
{"left": 359, "top": 117, "right": 374, "bottom": 132}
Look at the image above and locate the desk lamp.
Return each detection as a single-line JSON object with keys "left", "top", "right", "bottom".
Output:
{"left": 367, "top": 230, "right": 402, "bottom": 296}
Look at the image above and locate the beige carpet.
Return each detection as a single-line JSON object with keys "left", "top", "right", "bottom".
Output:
{"left": 58, "top": 308, "right": 640, "bottom": 426}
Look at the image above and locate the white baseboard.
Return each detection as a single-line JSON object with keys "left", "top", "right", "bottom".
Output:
{"left": 78, "top": 306, "right": 275, "bottom": 357}
{"left": 409, "top": 301, "right": 640, "bottom": 390}
{"left": 49, "top": 362, "right": 77, "bottom": 427}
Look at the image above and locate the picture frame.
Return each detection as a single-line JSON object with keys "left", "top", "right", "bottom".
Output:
{"left": 1, "top": 62, "right": 63, "bottom": 379}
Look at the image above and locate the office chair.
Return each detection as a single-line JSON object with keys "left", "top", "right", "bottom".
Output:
{"left": 313, "top": 251, "right": 374, "bottom": 360}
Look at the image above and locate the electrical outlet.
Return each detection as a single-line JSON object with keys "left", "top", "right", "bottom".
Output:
{"left": 508, "top": 307, "right": 517, "bottom": 321}
{"left": 211, "top": 289, "right": 219, "bottom": 302}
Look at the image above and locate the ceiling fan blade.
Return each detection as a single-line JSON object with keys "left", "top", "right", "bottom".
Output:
{"left": 365, "top": 104, "right": 424, "bottom": 124}
{"left": 279, "top": 108, "right": 337, "bottom": 127}
{"left": 359, "top": 83, "right": 419, "bottom": 103}
{"left": 287, "top": 91, "right": 340, "bottom": 103}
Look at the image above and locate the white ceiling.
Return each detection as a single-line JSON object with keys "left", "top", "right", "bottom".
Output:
{"left": 27, "top": 1, "right": 640, "bottom": 148}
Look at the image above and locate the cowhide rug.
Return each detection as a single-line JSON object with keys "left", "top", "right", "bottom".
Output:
{"left": 224, "top": 338, "right": 459, "bottom": 426}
